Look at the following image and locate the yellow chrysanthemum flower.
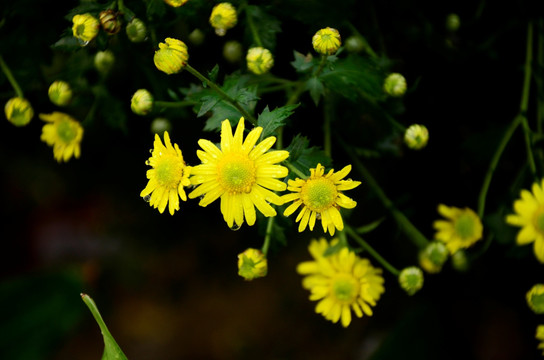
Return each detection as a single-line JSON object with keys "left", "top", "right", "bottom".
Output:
{"left": 72, "top": 13, "right": 100, "bottom": 43}
{"left": 164, "top": 0, "right": 189, "bottom": 7}
{"left": 505, "top": 179, "right": 544, "bottom": 263}
{"left": 48, "top": 81, "right": 73, "bottom": 107}
{"left": 297, "top": 238, "right": 385, "bottom": 328}
{"left": 209, "top": 2, "right": 237, "bottom": 36}
{"left": 537, "top": 325, "right": 544, "bottom": 355}
{"left": 140, "top": 131, "right": 191, "bottom": 215}
{"left": 238, "top": 248, "right": 267, "bottom": 280}
{"left": 282, "top": 164, "right": 360, "bottom": 235}
{"left": 246, "top": 47, "right": 274, "bottom": 75}
{"left": 154, "top": 38, "right": 189, "bottom": 75}
{"left": 312, "top": 27, "right": 342, "bottom": 55}
{"left": 188, "top": 117, "right": 289, "bottom": 228}
{"left": 433, "top": 204, "right": 483, "bottom": 254}
{"left": 39, "top": 112, "right": 83, "bottom": 162}
{"left": 5, "top": 97, "right": 33, "bottom": 127}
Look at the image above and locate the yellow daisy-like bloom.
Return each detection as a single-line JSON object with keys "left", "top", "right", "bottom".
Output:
{"left": 140, "top": 131, "right": 191, "bottom": 215}
{"left": 246, "top": 47, "right": 274, "bottom": 75}
{"left": 188, "top": 117, "right": 289, "bottom": 228}
{"left": 48, "top": 81, "right": 73, "bottom": 107}
{"left": 312, "top": 27, "right": 342, "bottom": 55}
{"left": 209, "top": 2, "right": 237, "bottom": 36}
{"left": 297, "top": 238, "right": 385, "bottom": 328}
{"left": 505, "top": 179, "right": 544, "bottom": 263}
{"left": 433, "top": 204, "right": 483, "bottom": 254}
{"left": 164, "top": 0, "right": 189, "bottom": 7}
{"left": 537, "top": 325, "right": 544, "bottom": 355}
{"left": 282, "top": 164, "right": 360, "bottom": 235}
{"left": 5, "top": 97, "right": 33, "bottom": 127}
{"left": 154, "top": 38, "right": 189, "bottom": 75}
{"left": 39, "top": 112, "right": 83, "bottom": 162}
{"left": 72, "top": 13, "right": 100, "bottom": 43}
{"left": 238, "top": 248, "right": 268, "bottom": 280}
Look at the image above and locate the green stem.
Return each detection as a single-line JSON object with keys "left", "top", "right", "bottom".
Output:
{"left": 277, "top": 81, "right": 306, "bottom": 149}
{"left": 81, "top": 294, "right": 113, "bottom": 339}
{"left": 185, "top": 64, "right": 258, "bottom": 126}
{"left": 154, "top": 100, "right": 196, "bottom": 108}
{"left": 520, "top": 22, "right": 537, "bottom": 176}
{"left": 345, "top": 226, "right": 400, "bottom": 276}
{"left": 0, "top": 55, "right": 24, "bottom": 98}
{"left": 285, "top": 161, "right": 308, "bottom": 179}
{"left": 245, "top": 5, "right": 262, "bottom": 47}
{"left": 323, "top": 94, "right": 333, "bottom": 157}
{"left": 313, "top": 55, "right": 327, "bottom": 77}
{"left": 261, "top": 216, "right": 274, "bottom": 255}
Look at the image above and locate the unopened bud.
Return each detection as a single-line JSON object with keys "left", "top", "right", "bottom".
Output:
{"left": 94, "top": 50, "right": 115, "bottom": 75}
{"left": 419, "top": 241, "right": 449, "bottom": 274}
{"left": 312, "top": 27, "right": 342, "bottom": 55}
{"left": 345, "top": 35, "right": 365, "bottom": 53}
{"left": 126, "top": 18, "right": 147, "bottom": 43}
{"left": 223, "top": 40, "right": 243, "bottom": 64}
{"left": 131, "top": 89, "right": 154, "bottom": 116}
{"left": 154, "top": 38, "right": 189, "bottom": 75}
{"left": 446, "top": 13, "right": 461, "bottom": 32}
{"left": 163, "top": 0, "right": 189, "bottom": 7}
{"left": 384, "top": 73, "right": 407, "bottom": 97}
{"left": 151, "top": 117, "right": 172, "bottom": 135}
{"left": 5, "top": 97, "right": 33, "bottom": 127}
{"left": 99, "top": 10, "right": 121, "bottom": 35}
{"left": 48, "top": 81, "right": 73, "bottom": 107}
{"left": 451, "top": 250, "right": 469, "bottom": 272}
{"left": 238, "top": 248, "right": 268, "bottom": 280}
{"left": 404, "top": 124, "right": 429, "bottom": 150}
{"left": 188, "top": 29, "right": 205, "bottom": 46}
{"left": 527, "top": 284, "right": 544, "bottom": 314}
{"left": 209, "top": 3, "right": 237, "bottom": 36}
{"left": 246, "top": 47, "right": 274, "bottom": 75}
{"left": 72, "top": 13, "right": 100, "bottom": 44}
{"left": 398, "top": 266, "right": 424, "bottom": 295}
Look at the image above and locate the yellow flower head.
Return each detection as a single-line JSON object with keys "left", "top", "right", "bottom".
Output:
{"left": 164, "top": 0, "right": 189, "bottom": 7}
{"left": 297, "top": 238, "right": 385, "bottom": 327}
{"left": 433, "top": 204, "right": 483, "bottom": 254}
{"left": 537, "top": 325, "right": 544, "bottom": 355}
{"left": 384, "top": 73, "right": 407, "bottom": 97}
{"left": 527, "top": 284, "right": 544, "bottom": 314}
{"left": 131, "top": 89, "right": 154, "bottom": 116}
{"left": 418, "top": 241, "right": 449, "bottom": 274}
{"left": 312, "top": 27, "right": 342, "bottom": 55}
{"left": 398, "top": 266, "right": 424, "bottom": 295}
{"left": 209, "top": 2, "right": 237, "bottom": 36}
{"left": 238, "top": 248, "right": 268, "bottom": 280}
{"left": 282, "top": 164, "right": 360, "bottom": 235}
{"left": 140, "top": 131, "right": 191, "bottom": 215}
{"left": 72, "top": 13, "right": 100, "bottom": 43}
{"left": 5, "top": 97, "right": 33, "bottom": 127}
{"left": 48, "top": 81, "right": 73, "bottom": 107}
{"left": 39, "top": 112, "right": 83, "bottom": 162}
{"left": 505, "top": 179, "right": 544, "bottom": 263}
{"left": 154, "top": 38, "right": 189, "bottom": 75}
{"left": 246, "top": 47, "right": 274, "bottom": 75}
{"left": 404, "top": 124, "right": 429, "bottom": 150}
{"left": 188, "top": 117, "right": 289, "bottom": 229}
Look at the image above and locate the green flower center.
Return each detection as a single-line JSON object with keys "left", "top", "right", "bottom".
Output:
{"left": 534, "top": 208, "right": 544, "bottom": 234}
{"left": 331, "top": 273, "right": 359, "bottom": 304}
{"left": 454, "top": 213, "right": 475, "bottom": 239}
{"left": 300, "top": 178, "right": 337, "bottom": 212}
{"left": 57, "top": 120, "right": 77, "bottom": 144}
{"left": 217, "top": 153, "right": 256, "bottom": 194}
{"left": 155, "top": 154, "right": 183, "bottom": 189}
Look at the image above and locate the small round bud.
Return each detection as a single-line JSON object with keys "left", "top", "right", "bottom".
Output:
{"left": 404, "top": 124, "right": 429, "bottom": 150}
{"left": 5, "top": 97, "right": 34, "bottom": 127}
{"left": 527, "top": 284, "right": 544, "bottom": 314}
{"left": 72, "top": 13, "right": 100, "bottom": 44}
{"left": 48, "top": 81, "right": 73, "bottom": 107}
{"left": 126, "top": 18, "right": 147, "bottom": 43}
{"left": 312, "top": 27, "right": 342, "bottom": 55}
{"left": 384, "top": 73, "right": 407, "bottom": 97}
{"left": 151, "top": 117, "right": 172, "bottom": 135}
{"left": 398, "top": 266, "right": 424, "bottom": 296}
{"left": 446, "top": 13, "right": 461, "bottom": 32}
{"left": 188, "top": 29, "right": 205, "bottom": 46}
{"left": 131, "top": 89, "right": 154, "bottom": 116}
{"left": 419, "top": 241, "right": 449, "bottom": 274}
{"left": 237, "top": 248, "right": 267, "bottom": 280}
{"left": 99, "top": 10, "right": 121, "bottom": 35}
{"left": 223, "top": 40, "right": 243, "bottom": 64}
{"left": 246, "top": 47, "right": 274, "bottom": 75}
{"left": 345, "top": 35, "right": 365, "bottom": 53}
{"left": 154, "top": 38, "right": 189, "bottom": 75}
{"left": 94, "top": 50, "right": 115, "bottom": 75}
{"left": 163, "top": 0, "right": 189, "bottom": 7}
{"left": 451, "top": 250, "right": 469, "bottom": 272}
{"left": 209, "top": 3, "right": 237, "bottom": 36}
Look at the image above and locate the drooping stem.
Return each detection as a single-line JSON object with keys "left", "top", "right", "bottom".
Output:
{"left": 0, "top": 55, "right": 24, "bottom": 98}
{"left": 285, "top": 161, "right": 308, "bottom": 179}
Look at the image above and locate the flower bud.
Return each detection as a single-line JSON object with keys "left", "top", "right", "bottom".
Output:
{"left": 126, "top": 18, "right": 147, "bottom": 43}
{"left": 223, "top": 40, "right": 243, "bottom": 64}
{"left": 527, "top": 284, "right": 544, "bottom": 314}
{"left": 345, "top": 35, "right": 365, "bottom": 53}
{"left": 237, "top": 248, "right": 267, "bottom": 280}
{"left": 419, "top": 241, "right": 449, "bottom": 274}
{"left": 99, "top": 10, "right": 121, "bottom": 35}
{"left": 312, "top": 27, "right": 342, "bottom": 55}
{"left": 48, "top": 81, "right": 73, "bottom": 107}
{"left": 151, "top": 117, "right": 172, "bottom": 135}
{"left": 536, "top": 325, "right": 544, "bottom": 355}
{"left": 131, "top": 89, "right": 154, "bottom": 116}
{"left": 246, "top": 47, "right": 274, "bottom": 75}
{"left": 188, "top": 29, "right": 205, "bottom": 46}
{"left": 72, "top": 13, "right": 100, "bottom": 44}
{"left": 398, "top": 266, "right": 424, "bottom": 296}
{"left": 154, "top": 38, "right": 189, "bottom": 75}
{"left": 384, "top": 73, "right": 407, "bottom": 97}
{"left": 404, "top": 124, "right": 429, "bottom": 150}
{"left": 5, "top": 97, "right": 34, "bottom": 127}
{"left": 94, "top": 50, "right": 115, "bottom": 75}
{"left": 451, "top": 250, "right": 469, "bottom": 272}
{"left": 209, "top": 3, "right": 237, "bottom": 36}
{"left": 164, "top": 0, "right": 189, "bottom": 7}
{"left": 446, "top": 13, "right": 461, "bottom": 32}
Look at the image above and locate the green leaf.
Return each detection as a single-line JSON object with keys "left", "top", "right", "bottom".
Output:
{"left": 81, "top": 294, "right": 128, "bottom": 360}
{"left": 285, "top": 136, "right": 332, "bottom": 179}
{"left": 291, "top": 51, "right": 316, "bottom": 73}
{"left": 257, "top": 104, "right": 299, "bottom": 140}
{"left": 51, "top": 36, "right": 82, "bottom": 52}
{"left": 145, "top": 0, "right": 166, "bottom": 18}
{"left": 285, "top": 134, "right": 309, "bottom": 162}
{"left": 355, "top": 217, "right": 385, "bottom": 234}
{"left": 305, "top": 77, "right": 324, "bottom": 106}
{"left": 245, "top": 6, "right": 281, "bottom": 50}
{"left": 197, "top": 95, "right": 221, "bottom": 117}
{"left": 207, "top": 64, "right": 220, "bottom": 85}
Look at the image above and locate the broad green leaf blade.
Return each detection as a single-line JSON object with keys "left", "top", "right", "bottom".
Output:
{"left": 257, "top": 103, "right": 299, "bottom": 140}
{"left": 305, "top": 77, "right": 324, "bottom": 106}
{"left": 81, "top": 293, "right": 128, "bottom": 360}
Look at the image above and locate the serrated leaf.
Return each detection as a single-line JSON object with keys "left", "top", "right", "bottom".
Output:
{"left": 197, "top": 95, "right": 221, "bottom": 117}
{"left": 257, "top": 103, "right": 299, "bottom": 140}
{"left": 291, "top": 51, "right": 315, "bottom": 73}
{"left": 51, "top": 36, "right": 82, "bottom": 51}
{"left": 305, "top": 77, "right": 324, "bottom": 106}
{"left": 207, "top": 64, "right": 220, "bottom": 84}
{"left": 245, "top": 5, "right": 281, "bottom": 50}
{"left": 285, "top": 134, "right": 309, "bottom": 162}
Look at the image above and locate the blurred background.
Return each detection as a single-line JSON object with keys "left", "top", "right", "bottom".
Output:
{"left": 1, "top": 0, "right": 544, "bottom": 359}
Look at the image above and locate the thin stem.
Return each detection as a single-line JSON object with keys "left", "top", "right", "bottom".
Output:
{"left": 0, "top": 55, "right": 24, "bottom": 98}
{"left": 277, "top": 81, "right": 306, "bottom": 149}
{"left": 520, "top": 22, "right": 537, "bottom": 177}
{"left": 313, "top": 55, "right": 327, "bottom": 77}
{"left": 245, "top": 5, "right": 262, "bottom": 47}
{"left": 261, "top": 216, "right": 274, "bottom": 255}
{"left": 185, "top": 64, "right": 258, "bottom": 126}
{"left": 285, "top": 161, "right": 308, "bottom": 179}
{"left": 323, "top": 94, "right": 333, "bottom": 157}
{"left": 154, "top": 100, "right": 196, "bottom": 108}
{"left": 80, "top": 294, "right": 113, "bottom": 340}
{"left": 345, "top": 225, "right": 400, "bottom": 276}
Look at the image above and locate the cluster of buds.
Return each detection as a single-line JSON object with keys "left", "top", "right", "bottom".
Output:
{"left": 72, "top": 11, "right": 147, "bottom": 45}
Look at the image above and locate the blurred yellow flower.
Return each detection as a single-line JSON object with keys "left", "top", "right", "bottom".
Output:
{"left": 48, "top": 81, "right": 72, "bottom": 107}
{"left": 39, "top": 112, "right": 83, "bottom": 162}
{"left": 209, "top": 2, "right": 237, "bottom": 36}
{"left": 154, "top": 38, "right": 189, "bottom": 75}
{"left": 72, "top": 13, "right": 100, "bottom": 43}
{"left": 433, "top": 204, "right": 483, "bottom": 254}
{"left": 189, "top": 117, "right": 289, "bottom": 229}
{"left": 537, "top": 325, "right": 544, "bottom": 355}
{"left": 297, "top": 238, "right": 385, "bottom": 327}
{"left": 140, "top": 131, "right": 191, "bottom": 215}
{"left": 527, "top": 284, "right": 544, "bottom": 314}
{"left": 246, "top": 47, "right": 274, "bottom": 75}
{"left": 164, "top": 0, "right": 189, "bottom": 7}
{"left": 5, "top": 97, "right": 33, "bottom": 127}
{"left": 238, "top": 248, "right": 267, "bottom": 280}
{"left": 312, "top": 27, "right": 341, "bottom": 55}
{"left": 418, "top": 241, "right": 448, "bottom": 273}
